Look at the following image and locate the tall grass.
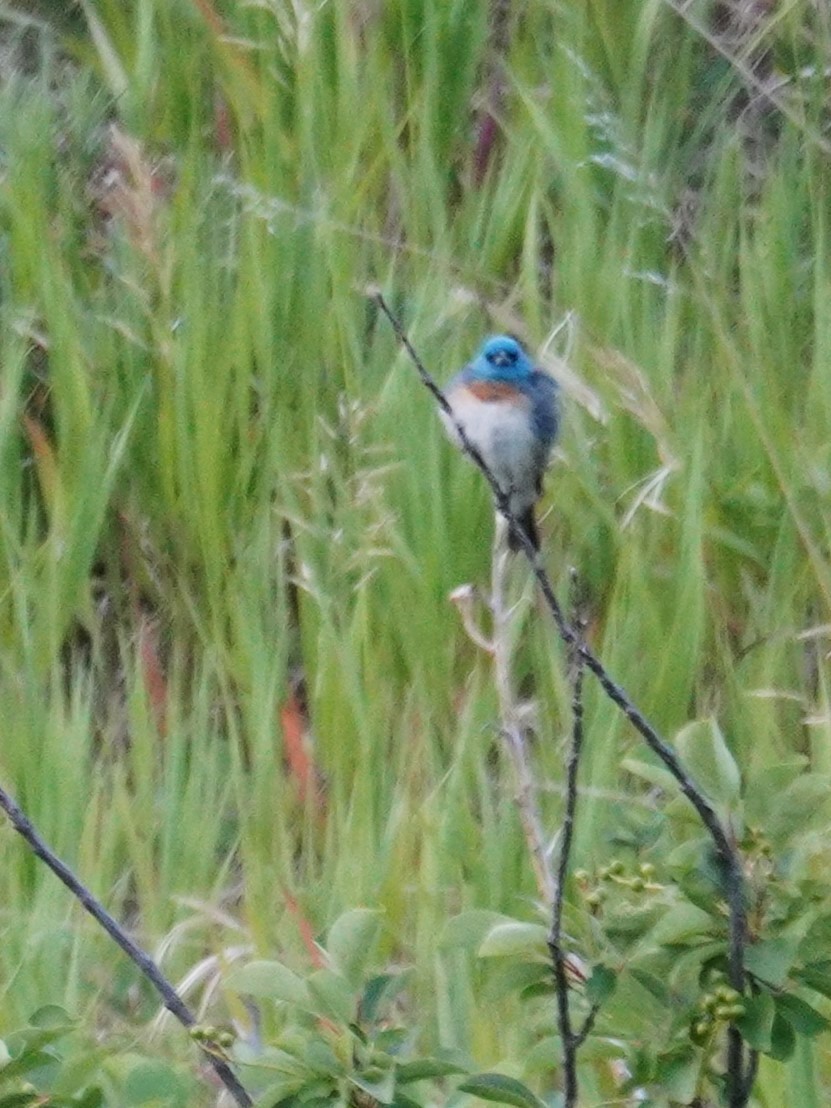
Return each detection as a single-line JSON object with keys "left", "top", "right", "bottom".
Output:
{"left": 0, "top": 0, "right": 830, "bottom": 1101}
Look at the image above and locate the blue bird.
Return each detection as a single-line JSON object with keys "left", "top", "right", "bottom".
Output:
{"left": 441, "top": 335, "right": 560, "bottom": 551}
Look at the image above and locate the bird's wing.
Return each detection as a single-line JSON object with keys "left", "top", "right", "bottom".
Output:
{"left": 529, "top": 372, "right": 560, "bottom": 454}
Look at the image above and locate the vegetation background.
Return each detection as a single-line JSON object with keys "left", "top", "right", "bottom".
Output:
{"left": 0, "top": 0, "right": 830, "bottom": 1104}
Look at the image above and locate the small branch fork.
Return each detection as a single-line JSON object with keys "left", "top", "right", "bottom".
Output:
{"left": 0, "top": 788, "right": 253, "bottom": 1108}
{"left": 377, "top": 294, "right": 751, "bottom": 1108}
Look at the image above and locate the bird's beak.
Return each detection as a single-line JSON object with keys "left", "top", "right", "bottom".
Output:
{"left": 491, "top": 351, "right": 510, "bottom": 367}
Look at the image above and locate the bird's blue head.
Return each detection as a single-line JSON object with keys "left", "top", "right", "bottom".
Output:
{"left": 472, "top": 335, "right": 533, "bottom": 381}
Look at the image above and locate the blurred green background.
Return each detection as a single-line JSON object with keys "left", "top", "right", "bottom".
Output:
{"left": 0, "top": 0, "right": 830, "bottom": 1103}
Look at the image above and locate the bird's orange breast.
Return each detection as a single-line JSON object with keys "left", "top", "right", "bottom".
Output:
{"left": 464, "top": 380, "right": 523, "bottom": 402}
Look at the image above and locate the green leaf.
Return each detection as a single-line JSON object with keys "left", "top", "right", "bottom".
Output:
{"left": 371, "top": 1027, "right": 408, "bottom": 1055}
{"left": 793, "top": 960, "right": 831, "bottom": 999}
{"left": 585, "top": 965, "right": 617, "bottom": 1006}
{"left": 620, "top": 758, "right": 679, "bottom": 792}
{"left": 359, "top": 972, "right": 410, "bottom": 1024}
{"left": 554, "top": 1034, "right": 626, "bottom": 1065}
{"left": 524, "top": 1037, "right": 561, "bottom": 1075}
{"left": 390, "top": 1095, "right": 424, "bottom": 1108}
{"left": 225, "top": 960, "right": 311, "bottom": 1006}
{"left": 628, "top": 968, "right": 670, "bottom": 1005}
{"left": 774, "top": 993, "right": 830, "bottom": 1037}
{"left": 744, "top": 760, "right": 807, "bottom": 825}
{"left": 441, "top": 912, "right": 512, "bottom": 951}
{"left": 660, "top": 1047, "right": 699, "bottom": 1102}
{"left": 254, "top": 1074, "right": 311, "bottom": 1106}
{"left": 350, "top": 1067, "right": 396, "bottom": 1105}
{"left": 736, "top": 992, "right": 775, "bottom": 1051}
{"left": 674, "top": 718, "right": 741, "bottom": 808}
{"left": 768, "top": 774, "right": 831, "bottom": 843}
{"left": 458, "top": 1073, "right": 547, "bottom": 1108}
{"left": 668, "top": 838, "right": 731, "bottom": 912}
{"left": 519, "top": 982, "right": 555, "bottom": 1002}
{"left": 74, "top": 1089, "right": 105, "bottom": 1108}
{"left": 28, "top": 1006, "right": 74, "bottom": 1030}
{"left": 487, "top": 961, "right": 551, "bottom": 1001}
{"left": 122, "top": 1060, "right": 185, "bottom": 1104}
{"left": 396, "top": 1058, "right": 468, "bottom": 1084}
{"left": 0, "top": 1048, "right": 58, "bottom": 1082}
{"left": 769, "top": 1011, "right": 797, "bottom": 1061}
{"left": 287, "top": 1085, "right": 335, "bottom": 1108}
{"left": 745, "top": 937, "right": 801, "bottom": 988}
{"left": 302, "top": 1037, "right": 342, "bottom": 1077}
{"left": 797, "top": 910, "right": 831, "bottom": 963}
{"left": 51, "top": 1047, "right": 112, "bottom": 1096}
{"left": 6, "top": 1019, "right": 75, "bottom": 1058}
{"left": 664, "top": 942, "right": 726, "bottom": 992}
{"left": 648, "top": 903, "right": 716, "bottom": 946}
{"left": 307, "top": 969, "right": 356, "bottom": 1024}
{"left": 73, "top": 1090, "right": 104, "bottom": 1108}
{"left": 603, "top": 903, "right": 665, "bottom": 943}
{"left": 327, "top": 909, "right": 382, "bottom": 986}
{"left": 477, "top": 922, "right": 548, "bottom": 960}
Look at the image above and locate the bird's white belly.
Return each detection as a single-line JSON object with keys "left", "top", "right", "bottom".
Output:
{"left": 441, "top": 393, "right": 538, "bottom": 511}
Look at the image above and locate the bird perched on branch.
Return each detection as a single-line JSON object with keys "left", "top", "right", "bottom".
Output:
{"left": 441, "top": 334, "right": 559, "bottom": 551}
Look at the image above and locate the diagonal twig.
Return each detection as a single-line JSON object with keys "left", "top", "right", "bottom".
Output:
{"left": 377, "top": 293, "right": 750, "bottom": 1108}
{"left": 0, "top": 786, "right": 253, "bottom": 1108}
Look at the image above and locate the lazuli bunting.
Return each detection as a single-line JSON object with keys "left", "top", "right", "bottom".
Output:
{"left": 441, "top": 335, "right": 560, "bottom": 551}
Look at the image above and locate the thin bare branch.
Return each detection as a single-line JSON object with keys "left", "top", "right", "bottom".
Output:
{"left": 548, "top": 569, "right": 587, "bottom": 1106}
{"left": 491, "top": 515, "right": 556, "bottom": 906}
{"left": 0, "top": 786, "right": 254, "bottom": 1108}
{"left": 378, "top": 294, "right": 750, "bottom": 1108}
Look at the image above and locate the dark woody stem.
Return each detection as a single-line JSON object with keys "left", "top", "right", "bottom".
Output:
{"left": 0, "top": 786, "right": 254, "bottom": 1108}
{"left": 377, "top": 294, "right": 750, "bottom": 1107}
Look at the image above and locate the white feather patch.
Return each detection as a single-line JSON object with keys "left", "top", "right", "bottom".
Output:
{"left": 441, "top": 387, "right": 539, "bottom": 513}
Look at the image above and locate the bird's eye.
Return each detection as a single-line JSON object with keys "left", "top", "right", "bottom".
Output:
{"left": 489, "top": 346, "right": 517, "bottom": 364}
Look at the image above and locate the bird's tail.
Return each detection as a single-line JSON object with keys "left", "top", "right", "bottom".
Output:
{"left": 509, "top": 507, "right": 539, "bottom": 552}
